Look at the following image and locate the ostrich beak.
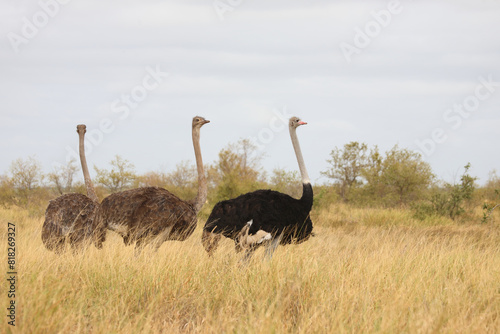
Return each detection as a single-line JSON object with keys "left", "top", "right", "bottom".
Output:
{"left": 298, "top": 121, "right": 307, "bottom": 125}
{"left": 203, "top": 120, "right": 210, "bottom": 124}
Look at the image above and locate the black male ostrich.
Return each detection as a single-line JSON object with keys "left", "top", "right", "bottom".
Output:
{"left": 202, "top": 117, "right": 313, "bottom": 259}
{"left": 94, "top": 116, "right": 210, "bottom": 254}
{"left": 42, "top": 125, "right": 102, "bottom": 253}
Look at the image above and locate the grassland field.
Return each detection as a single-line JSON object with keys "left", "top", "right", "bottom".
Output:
{"left": 1, "top": 205, "right": 499, "bottom": 333}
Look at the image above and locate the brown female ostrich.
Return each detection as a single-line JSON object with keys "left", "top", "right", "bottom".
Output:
{"left": 42, "top": 125, "right": 102, "bottom": 253}
{"left": 202, "top": 117, "right": 313, "bottom": 260}
{"left": 95, "top": 116, "right": 209, "bottom": 253}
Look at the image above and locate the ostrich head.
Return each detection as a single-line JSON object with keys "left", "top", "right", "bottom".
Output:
{"left": 192, "top": 116, "right": 210, "bottom": 129}
{"left": 76, "top": 124, "right": 87, "bottom": 134}
{"left": 289, "top": 116, "right": 307, "bottom": 129}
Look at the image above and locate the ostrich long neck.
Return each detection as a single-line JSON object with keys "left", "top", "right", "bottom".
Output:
{"left": 290, "top": 126, "right": 310, "bottom": 185}
{"left": 78, "top": 130, "right": 99, "bottom": 203}
{"left": 192, "top": 127, "right": 207, "bottom": 212}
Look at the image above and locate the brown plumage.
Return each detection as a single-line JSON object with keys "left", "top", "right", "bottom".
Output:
{"left": 42, "top": 193, "right": 98, "bottom": 253}
{"left": 95, "top": 116, "right": 209, "bottom": 253}
{"left": 42, "top": 124, "right": 102, "bottom": 253}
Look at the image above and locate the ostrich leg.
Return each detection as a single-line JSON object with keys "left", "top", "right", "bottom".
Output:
{"left": 264, "top": 232, "right": 283, "bottom": 260}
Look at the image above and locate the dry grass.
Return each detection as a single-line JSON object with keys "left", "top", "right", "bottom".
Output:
{"left": 1, "top": 205, "right": 499, "bottom": 333}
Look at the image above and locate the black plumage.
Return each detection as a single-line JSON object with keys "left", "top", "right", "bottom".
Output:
{"left": 202, "top": 116, "right": 314, "bottom": 257}
{"left": 204, "top": 184, "right": 313, "bottom": 252}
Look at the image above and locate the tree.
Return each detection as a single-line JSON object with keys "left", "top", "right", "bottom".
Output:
{"left": 321, "top": 142, "right": 369, "bottom": 201}
{"left": 10, "top": 156, "right": 43, "bottom": 190}
{"left": 135, "top": 161, "right": 200, "bottom": 201}
{"left": 360, "top": 146, "right": 384, "bottom": 201}
{"left": 137, "top": 170, "right": 169, "bottom": 188}
{"left": 47, "top": 159, "right": 79, "bottom": 195}
{"left": 482, "top": 170, "right": 500, "bottom": 223}
{"left": 164, "top": 161, "right": 199, "bottom": 201}
{"left": 322, "top": 143, "right": 435, "bottom": 206}
{"left": 271, "top": 168, "right": 301, "bottom": 198}
{"left": 379, "top": 145, "right": 434, "bottom": 206}
{"left": 482, "top": 190, "right": 500, "bottom": 224}
{"left": 8, "top": 156, "right": 44, "bottom": 207}
{"left": 210, "top": 139, "right": 265, "bottom": 201}
{"left": 0, "top": 174, "right": 15, "bottom": 208}
{"left": 430, "top": 163, "right": 476, "bottom": 220}
{"left": 166, "top": 160, "right": 197, "bottom": 190}
{"left": 484, "top": 170, "right": 500, "bottom": 200}
{"left": 94, "top": 155, "right": 136, "bottom": 193}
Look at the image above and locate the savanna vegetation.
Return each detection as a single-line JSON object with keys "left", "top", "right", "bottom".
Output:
{"left": 1, "top": 140, "right": 499, "bottom": 333}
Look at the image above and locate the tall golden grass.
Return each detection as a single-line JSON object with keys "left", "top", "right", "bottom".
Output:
{"left": 1, "top": 205, "right": 499, "bottom": 333}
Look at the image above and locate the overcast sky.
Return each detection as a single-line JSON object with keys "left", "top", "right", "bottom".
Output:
{"left": 1, "top": 0, "right": 499, "bottom": 186}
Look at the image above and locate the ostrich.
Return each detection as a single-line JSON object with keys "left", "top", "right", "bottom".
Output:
{"left": 95, "top": 116, "right": 210, "bottom": 253}
{"left": 42, "top": 124, "right": 102, "bottom": 253}
{"left": 202, "top": 116, "right": 313, "bottom": 260}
